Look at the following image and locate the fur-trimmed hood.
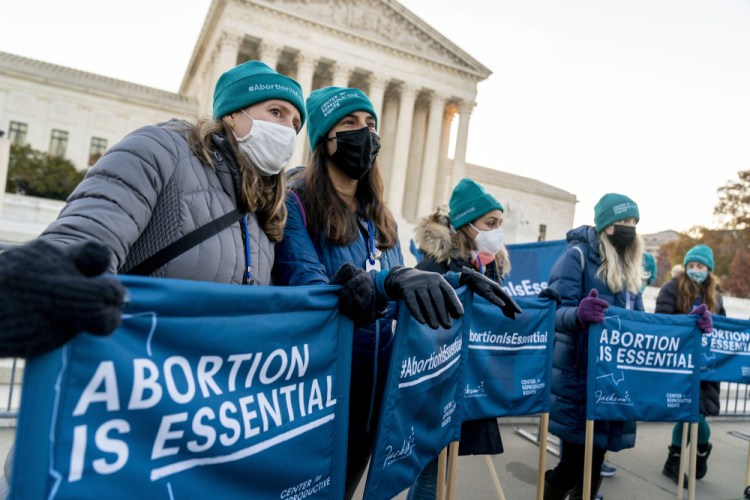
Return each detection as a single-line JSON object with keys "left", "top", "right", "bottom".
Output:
{"left": 414, "top": 211, "right": 511, "bottom": 278}
{"left": 414, "top": 211, "right": 453, "bottom": 264}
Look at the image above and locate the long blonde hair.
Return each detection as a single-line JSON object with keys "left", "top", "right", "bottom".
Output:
{"left": 596, "top": 232, "right": 645, "bottom": 294}
{"left": 181, "top": 118, "right": 287, "bottom": 242}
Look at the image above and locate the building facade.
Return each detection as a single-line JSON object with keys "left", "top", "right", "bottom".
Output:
{"left": 0, "top": 0, "right": 577, "bottom": 245}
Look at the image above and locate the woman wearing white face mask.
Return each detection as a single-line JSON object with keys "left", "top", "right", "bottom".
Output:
{"left": 407, "top": 178, "right": 510, "bottom": 499}
{"left": 36, "top": 60, "right": 306, "bottom": 285}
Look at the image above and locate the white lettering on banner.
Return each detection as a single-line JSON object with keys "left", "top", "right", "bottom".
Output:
{"left": 441, "top": 400, "right": 456, "bottom": 428}
{"left": 521, "top": 378, "right": 546, "bottom": 396}
{"left": 703, "top": 328, "right": 750, "bottom": 354}
{"left": 501, "top": 280, "right": 548, "bottom": 297}
{"left": 665, "top": 392, "right": 692, "bottom": 408}
{"left": 397, "top": 337, "right": 462, "bottom": 388}
{"left": 383, "top": 427, "right": 416, "bottom": 468}
{"left": 469, "top": 330, "right": 547, "bottom": 351}
{"left": 599, "top": 328, "right": 694, "bottom": 373}
{"left": 280, "top": 475, "right": 332, "bottom": 499}
{"left": 464, "top": 381, "right": 486, "bottom": 398}
{"left": 67, "top": 343, "right": 338, "bottom": 483}
{"left": 594, "top": 390, "right": 633, "bottom": 406}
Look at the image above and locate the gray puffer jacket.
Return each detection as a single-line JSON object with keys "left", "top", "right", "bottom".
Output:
{"left": 41, "top": 119, "right": 274, "bottom": 285}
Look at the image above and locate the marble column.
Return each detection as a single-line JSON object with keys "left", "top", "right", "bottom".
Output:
{"left": 403, "top": 104, "right": 428, "bottom": 220}
{"left": 258, "top": 41, "right": 284, "bottom": 70}
{"left": 332, "top": 62, "right": 353, "bottom": 88}
{"left": 289, "top": 52, "right": 319, "bottom": 168}
{"left": 417, "top": 93, "right": 447, "bottom": 217}
{"left": 451, "top": 101, "right": 475, "bottom": 188}
{"left": 209, "top": 32, "right": 243, "bottom": 117}
{"left": 433, "top": 104, "right": 455, "bottom": 209}
{"left": 0, "top": 135, "right": 9, "bottom": 218}
{"left": 367, "top": 74, "right": 388, "bottom": 124}
{"left": 388, "top": 83, "right": 419, "bottom": 216}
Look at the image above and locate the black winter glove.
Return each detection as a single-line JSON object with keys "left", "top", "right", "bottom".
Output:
{"left": 0, "top": 239, "right": 126, "bottom": 358}
{"left": 538, "top": 287, "right": 562, "bottom": 306}
{"left": 384, "top": 266, "right": 464, "bottom": 329}
{"left": 458, "top": 266, "right": 522, "bottom": 320}
{"left": 330, "top": 263, "right": 377, "bottom": 328}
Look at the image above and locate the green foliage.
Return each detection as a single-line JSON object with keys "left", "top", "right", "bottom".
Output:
{"left": 5, "top": 144, "right": 85, "bottom": 201}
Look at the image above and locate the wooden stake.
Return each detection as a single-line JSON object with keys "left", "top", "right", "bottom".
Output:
{"left": 583, "top": 420, "right": 594, "bottom": 500}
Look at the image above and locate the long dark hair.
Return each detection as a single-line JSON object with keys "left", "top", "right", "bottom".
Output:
{"left": 300, "top": 142, "right": 397, "bottom": 248}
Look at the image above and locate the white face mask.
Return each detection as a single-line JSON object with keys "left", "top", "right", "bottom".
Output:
{"left": 470, "top": 224, "right": 505, "bottom": 255}
{"left": 234, "top": 111, "right": 296, "bottom": 176}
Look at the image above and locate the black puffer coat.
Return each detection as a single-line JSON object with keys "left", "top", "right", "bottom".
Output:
{"left": 655, "top": 277, "right": 726, "bottom": 415}
{"left": 414, "top": 213, "right": 503, "bottom": 455}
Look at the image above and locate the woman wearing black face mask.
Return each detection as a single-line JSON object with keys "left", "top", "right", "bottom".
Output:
{"left": 273, "top": 86, "right": 472, "bottom": 499}
{"left": 543, "top": 193, "right": 646, "bottom": 500}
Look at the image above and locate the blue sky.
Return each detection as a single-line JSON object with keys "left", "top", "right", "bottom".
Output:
{"left": 2, "top": 0, "right": 749, "bottom": 234}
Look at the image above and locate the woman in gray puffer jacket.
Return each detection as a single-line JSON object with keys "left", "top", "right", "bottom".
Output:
{"left": 42, "top": 60, "right": 306, "bottom": 285}
{"left": 0, "top": 60, "right": 314, "bottom": 357}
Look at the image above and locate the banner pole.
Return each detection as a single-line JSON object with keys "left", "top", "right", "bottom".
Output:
{"left": 583, "top": 419, "right": 594, "bottom": 500}
{"left": 437, "top": 447, "right": 448, "bottom": 500}
{"left": 536, "top": 413, "right": 549, "bottom": 500}
{"left": 484, "top": 455, "right": 506, "bottom": 500}
{"left": 446, "top": 441, "right": 459, "bottom": 500}
{"left": 746, "top": 440, "right": 750, "bottom": 492}
{"left": 677, "top": 423, "right": 688, "bottom": 497}
{"left": 687, "top": 423, "right": 697, "bottom": 500}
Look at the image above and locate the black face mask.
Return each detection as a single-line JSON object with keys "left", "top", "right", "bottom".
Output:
{"left": 608, "top": 224, "right": 636, "bottom": 250}
{"left": 328, "top": 127, "right": 381, "bottom": 180}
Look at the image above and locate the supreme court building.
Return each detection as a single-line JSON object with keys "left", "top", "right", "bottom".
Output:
{"left": 0, "top": 0, "right": 576, "bottom": 247}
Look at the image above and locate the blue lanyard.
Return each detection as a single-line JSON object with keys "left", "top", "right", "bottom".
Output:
{"left": 625, "top": 291, "right": 631, "bottom": 310}
{"left": 240, "top": 217, "right": 253, "bottom": 285}
{"left": 367, "top": 219, "right": 376, "bottom": 265}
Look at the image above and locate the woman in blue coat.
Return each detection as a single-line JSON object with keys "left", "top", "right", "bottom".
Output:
{"left": 544, "top": 193, "right": 646, "bottom": 499}
{"left": 273, "top": 87, "right": 517, "bottom": 498}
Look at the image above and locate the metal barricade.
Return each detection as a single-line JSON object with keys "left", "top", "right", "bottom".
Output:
{"left": 0, "top": 358, "right": 22, "bottom": 419}
{"left": 721, "top": 382, "right": 750, "bottom": 416}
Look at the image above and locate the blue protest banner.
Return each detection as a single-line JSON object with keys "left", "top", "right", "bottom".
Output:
{"left": 587, "top": 307, "right": 701, "bottom": 423}
{"left": 463, "top": 296, "right": 555, "bottom": 419}
{"left": 11, "top": 276, "right": 353, "bottom": 500}
{"left": 701, "top": 315, "right": 750, "bottom": 384}
{"left": 504, "top": 240, "right": 567, "bottom": 298}
{"left": 362, "top": 288, "right": 472, "bottom": 500}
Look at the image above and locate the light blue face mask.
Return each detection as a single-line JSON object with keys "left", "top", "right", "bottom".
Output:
{"left": 687, "top": 269, "right": 708, "bottom": 284}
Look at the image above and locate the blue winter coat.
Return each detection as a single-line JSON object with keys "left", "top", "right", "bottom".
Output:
{"left": 272, "top": 190, "right": 404, "bottom": 351}
{"left": 547, "top": 225, "right": 642, "bottom": 451}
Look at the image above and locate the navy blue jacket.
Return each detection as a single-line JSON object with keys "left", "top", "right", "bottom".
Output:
{"left": 272, "top": 191, "right": 403, "bottom": 351}
{"left": 547, "top": 225, "right": 642, "bottom": 451}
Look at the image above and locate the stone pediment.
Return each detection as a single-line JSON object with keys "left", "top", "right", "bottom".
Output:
{"left": 255, "top": 0, "right": 491, "bottom": 78}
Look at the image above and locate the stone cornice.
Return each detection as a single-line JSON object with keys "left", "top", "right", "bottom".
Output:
{"left": 252, "top": 0, "right": 491, "bottom": 80}
{"left": 465, "top": 162, "right": 579, "bottom": 203}
{"left": 0, "top": 51, "right": 197, "bottom": 114}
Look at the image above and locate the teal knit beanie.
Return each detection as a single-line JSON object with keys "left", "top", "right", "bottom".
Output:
{"left": 212, "top": 60, "right": 306, "bottom": 125}
{"left": 684, "top": 244, "right": 714, "bottom": 271}
{"left": 594, "top": 193, "right": 640, "bottom": 232}
{"left": 449, "top": 178, "right": 504, "bottom": 229}
{"left": 643, "top": 252, "right": 657, "bottom": 285}
{"left": 306, "top": 87, "right": 377, "bottom": 150}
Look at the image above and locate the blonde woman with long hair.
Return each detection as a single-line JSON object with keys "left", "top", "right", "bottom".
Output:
{"left": 543, "top": 193, "right": 646, "bottom": 499}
